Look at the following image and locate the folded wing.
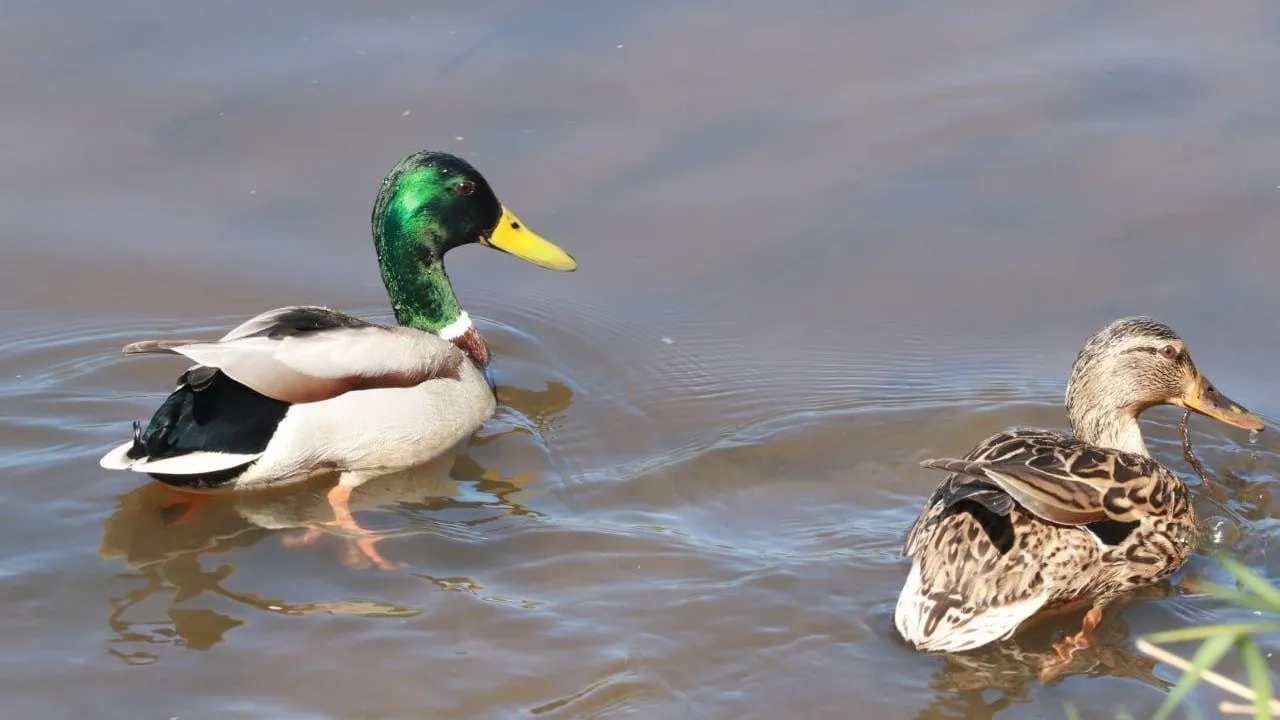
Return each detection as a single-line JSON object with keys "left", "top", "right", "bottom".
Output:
{"left": 122, "top": 306, "right": 466, "bottom": 404}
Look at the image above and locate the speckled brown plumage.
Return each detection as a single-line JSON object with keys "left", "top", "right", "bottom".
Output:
{"left": 894, "top": 317, "right": 1262, "bottom": 655}
{"left": 897, "top": 429, "right": 1194, "bottom": 653}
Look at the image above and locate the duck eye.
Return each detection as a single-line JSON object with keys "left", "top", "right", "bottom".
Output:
{"left": 451, "top": 181, "right": 476, "bottom": 197}
{"left": 1159, "top": 344, "right": 1178, "bottom": 360}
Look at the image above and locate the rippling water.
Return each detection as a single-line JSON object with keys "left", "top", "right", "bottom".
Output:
{"left": 4, "top": 1, "right": 1280, "bottom": 718}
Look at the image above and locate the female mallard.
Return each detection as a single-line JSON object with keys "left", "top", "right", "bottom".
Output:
{"left": 895, "top": 318, "right": 1263, "bottom": 661}
{"left": 100, "top": 151, "right": 576, "bottom": 561}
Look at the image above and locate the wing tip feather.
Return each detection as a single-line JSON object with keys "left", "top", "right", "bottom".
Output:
{"left": 919, "top": 457, "right": 973, "bottom": 473}
{"left": 123, "top": 339, "right": 200, "bottom": 355}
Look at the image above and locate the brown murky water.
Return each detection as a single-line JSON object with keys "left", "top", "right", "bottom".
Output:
{"left": 4, "top": 1, "right": 1280, "bottom": 718}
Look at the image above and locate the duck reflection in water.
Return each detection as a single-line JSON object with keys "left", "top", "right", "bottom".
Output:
{"left": 908, "top": 583, "right": 1178, "bottom": 719}
{"left": 99, "top": 449, "right": 544, "bottom": 660}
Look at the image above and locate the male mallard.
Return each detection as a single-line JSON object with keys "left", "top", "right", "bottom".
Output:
{"left": 895, "top": 318, "right": 1263, "bottom": 662}
{"left": 100, "top": 151, "right": 576, "bottom": 564}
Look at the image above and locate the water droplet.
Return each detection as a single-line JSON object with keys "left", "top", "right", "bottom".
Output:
{"left": 1250, "top": 429, "right": 1260, "bottom": 444}
{"left": 660, "top": 337, "right": 674, "bottom": 345}
{"left": 1205, "top": 516, "right": 1241, "bottom": 548}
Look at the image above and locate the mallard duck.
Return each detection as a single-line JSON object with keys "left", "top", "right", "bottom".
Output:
{"left": 895, "top": 317, "right": 1263, "bottom": 662}
{"left": 100, "top": 150, "right": 576, "bottom": 565}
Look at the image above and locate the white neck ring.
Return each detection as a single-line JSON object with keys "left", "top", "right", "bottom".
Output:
{"left": 438, "top": 311, "right": 473, "bottom": 341}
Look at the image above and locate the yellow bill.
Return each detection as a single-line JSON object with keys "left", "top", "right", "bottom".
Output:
{"left": 480, "top": 207, "right": 577, "bottom": 272}
{"left": 1174, "top": 373, "right": 1265, "bottom": 431}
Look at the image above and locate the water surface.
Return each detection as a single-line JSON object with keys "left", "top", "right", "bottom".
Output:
{"left": 4, "top": 1, "right": 1280, "bottom": 718}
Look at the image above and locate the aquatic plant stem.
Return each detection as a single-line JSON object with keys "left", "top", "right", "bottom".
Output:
{"left": 1178, "top": 409, "right": 1253, "bottom": 528}
{"left": 1136, "top": 639, "right": 1280, "bottom": 716}
{"left": 1179, "top": 409, "right": 1212, "bottom": 489}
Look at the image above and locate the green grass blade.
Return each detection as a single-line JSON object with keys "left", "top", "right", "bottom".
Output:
{"left": 1197, "top": 586, "right": 1280, "bottom": 615}
{"left": 1236, "top": 636, "right": 1274, "bottom": 720}
{"left": 1144, "top": 623, "right": 1280, "bottom": 644}
{"left": 1152, "top": 633, "right": 1238, "bottom": 720}
{"left": 1219, "top": 556, "right": 1280, "bottom": 610}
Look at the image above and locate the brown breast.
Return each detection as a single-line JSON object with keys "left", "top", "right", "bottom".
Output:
{"left": 451, "top": 326, "right": 490, "bottom": 367}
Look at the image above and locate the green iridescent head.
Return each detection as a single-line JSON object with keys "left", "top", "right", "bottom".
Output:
{"left": 373, "top": 151, "right": 576, "bottom": 269}
{"left": 370, "top": 151, "right": 576, "bottom": 331}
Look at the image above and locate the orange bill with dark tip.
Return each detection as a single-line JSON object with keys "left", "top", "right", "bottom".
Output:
{"left": 1174, "top": 374, "right": 1265, "bottom": 431}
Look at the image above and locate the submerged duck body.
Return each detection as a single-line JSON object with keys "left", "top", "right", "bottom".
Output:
{"left": 895, "top": 318, "right": 1263, "bottom": 660}
{"left": 99, "top": 151, "right": 576, "bottom": 563}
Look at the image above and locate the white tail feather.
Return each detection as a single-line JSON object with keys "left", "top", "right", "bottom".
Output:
{"left": 99, "top": 440, "right": 262, "bottom": 476}
{"left": 126, "top": 450, "right": 262, "bottom": 475}
{"left": 894, "top": 562, "right": 1048, "bottom": 653}
{"left": 99, "top": 441, "right": 139, "bottom": 470}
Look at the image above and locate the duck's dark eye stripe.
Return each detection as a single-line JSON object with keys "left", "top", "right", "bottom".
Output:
{"left": 1124, "top": 347, "right": 1160, "bottom": 355}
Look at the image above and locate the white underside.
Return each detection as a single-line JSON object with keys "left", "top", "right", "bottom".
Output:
{"left": 894, "top": 562, "right": 1049, "bottom": 653}
{"left": 100, "top": 359, "right": 496, "bottom": 492}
